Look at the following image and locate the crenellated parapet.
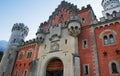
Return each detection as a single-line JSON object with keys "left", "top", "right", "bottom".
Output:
{"left": 12, "top": 23, "right": 29, "bottom": 36}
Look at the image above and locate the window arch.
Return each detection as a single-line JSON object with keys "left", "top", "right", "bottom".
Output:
{"left": 104, "top": 35, "right": 108, "bottom": 45}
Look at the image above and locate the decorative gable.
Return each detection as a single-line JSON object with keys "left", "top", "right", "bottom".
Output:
{"left": 48, "top": 1, "right": 79, "bottom": 26}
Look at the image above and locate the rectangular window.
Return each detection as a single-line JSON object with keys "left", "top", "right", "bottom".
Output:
{"left": 82, "top": 40, "right": 88, "bottom": 49}
{"left": 83, "top": 64, "right": 89, "bottom": 76}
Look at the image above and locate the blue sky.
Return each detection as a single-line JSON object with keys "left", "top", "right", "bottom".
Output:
{"left": 0, "top": 0, "right": 103, "bottom": 41}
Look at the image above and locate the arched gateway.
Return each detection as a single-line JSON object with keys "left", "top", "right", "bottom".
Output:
{"left": 46, "top": 58, "right": 63, "bottom": 76}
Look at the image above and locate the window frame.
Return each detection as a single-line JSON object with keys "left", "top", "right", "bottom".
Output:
{"left": 83, "top": 64, "right": 90, "bottom": 76}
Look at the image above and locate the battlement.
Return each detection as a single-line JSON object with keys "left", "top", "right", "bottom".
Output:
{"left": 36, "top": 21, "right": 49, "bottom": 35}
{"left": 20, "top": 38, "right": 38, "bottom": 46}
{"left": 12, "top": 23, "right": 29, "bottom": 36}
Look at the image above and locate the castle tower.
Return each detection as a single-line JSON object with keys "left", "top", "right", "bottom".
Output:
{"left": 0, "top": 23, "right": 29, "bottom": 76}
{"left": 101, "top": 0, "right": 120, "bottom": 19}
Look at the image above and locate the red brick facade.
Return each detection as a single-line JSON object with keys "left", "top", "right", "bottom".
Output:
{"left": 95, "top": 22, "right": 120, "bottom": 76}
{"left": 12, "top": 44, "right": 39, "bottom": 76}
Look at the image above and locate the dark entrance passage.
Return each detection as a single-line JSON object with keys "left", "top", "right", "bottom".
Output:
{"left": 46, "top": 59, "right": 63, "bottom": 76}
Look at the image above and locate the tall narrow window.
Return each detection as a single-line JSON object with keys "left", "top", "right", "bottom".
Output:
{"left": 85, "top": 65, "right": 89, "bottom": 75}
{"left": 65, "top": 39, "right": 67, "bottom": 44}
{"left": 84, "top": 64, "right": 89, "bottom": 75}
{"left": 23, "top": 70, "right": 27, "bottom": 76}
{"left": 104, "top": 36, "right": 108, "bottom": 45}
{"left": 109, "top": 34, "right": 115, "bottom": 44}
{"left": 111, "top": 63, "right": 118, "bottom": 73}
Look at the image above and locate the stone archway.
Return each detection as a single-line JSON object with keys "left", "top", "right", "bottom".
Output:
{"left": 46, "top": 58, "right": 63, "bottom": 76}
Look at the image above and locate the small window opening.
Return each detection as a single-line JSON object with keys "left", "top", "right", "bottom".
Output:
{"left": 83, "top": 40, "right": 88, "bottom": 48}
{"left": 82, "top": 18, "right": 86, "bottom": 23}
{"left": 65, "top": 39, "right": 67, "bottom": 44}
{"left": 111, "top": 63, "right": 118, "bottom": 74}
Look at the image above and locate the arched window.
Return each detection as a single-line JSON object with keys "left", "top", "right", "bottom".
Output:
{"left": 111, "top": 63, "right": 118, "bottom": 73}
{"left": 104, "top": 36, "right": 108, "bottom": 45}
{"left": 109, "top": 34, "right": 115, "bottom": 44}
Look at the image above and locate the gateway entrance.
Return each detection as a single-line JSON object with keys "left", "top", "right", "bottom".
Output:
{"left": 46, "top": 59, "right": 63, "bottom": 76}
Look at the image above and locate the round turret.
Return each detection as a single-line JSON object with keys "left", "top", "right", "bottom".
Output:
{"left": 68, "top": 16, "right": 81, "bottom": 37}
{"left": 9, "top": 23, "right": 29, "bottom": 50}
{"left": 36, "top": 28, "right": 45, "bottom": 44}
{"left": 102, "top": 0, "right": 120, "bottom": 10}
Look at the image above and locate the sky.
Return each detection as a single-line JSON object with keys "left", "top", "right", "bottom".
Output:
{"left": 0, "top": 0, "right": 103, "bottom": 41}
